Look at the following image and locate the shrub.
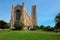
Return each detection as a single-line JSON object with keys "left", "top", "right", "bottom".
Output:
{"left": 14, "top": 23, "right": 25, "bottom": 30}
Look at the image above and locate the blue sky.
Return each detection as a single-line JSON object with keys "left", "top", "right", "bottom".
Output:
{"left": 0, "top": 0, "right": 60, "bottom": 27}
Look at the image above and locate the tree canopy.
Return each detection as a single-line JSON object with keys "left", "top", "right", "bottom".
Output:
{"left": 55, "top": 13, "right": 60, "bottom": 23}
{"left": 55, "top": 13, "right": 60, "bottom": 32}
{"left": 0, "top": 20, "right": 9, "bottom": 29}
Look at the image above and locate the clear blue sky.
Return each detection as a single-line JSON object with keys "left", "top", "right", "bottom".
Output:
{"left": 0, "top": 0, "right": 60, "bottom": 27}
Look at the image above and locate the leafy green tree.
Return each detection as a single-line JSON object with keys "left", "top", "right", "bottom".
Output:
{"left": 44, "top": 26, "right": 51, "bottom": 31}
{"left": 55, "top": 13, "right": 60, "bottom": 23}
{"left": 5, "top": 23, "right": 9, "bottom": 29}
{"left": 46, "top": 26, "right": 50, "bottom": 29}
{"left": 14, "top": 23, "right": 25, "bottom": 30}
{"left": 0, "top": 20, "right": 7, "bottom": 29}
{"left": 40, "top": 25, "right": 45, "bottom": 30}
{"left": 33, "top": 25, "right": 39, "bottom": 30}
{"left": 55, "top": 22, "right": 60, "bottom": 32}
{"left": 50, "top": 27, "right": 54, "bottom": 31}
{"left": 55, "top": 13, "right": 60, "bottom": 33}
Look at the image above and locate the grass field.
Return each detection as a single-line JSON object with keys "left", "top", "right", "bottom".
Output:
{"left": 0, "top": 30, "right": 60, "bottom": 40}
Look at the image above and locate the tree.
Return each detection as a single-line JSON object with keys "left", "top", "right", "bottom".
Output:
{"left": 50, "top": 27, "right": 54, "bottom": 31}
{"left": 55, "top": 22, "right": 60, "bottom": 32}
{"left": 14, "top": 22, "right": 25, "bottom": 30}
{"left": 0, "top": 20, "right": 7, "bottom": 29}
{"left": 55, "top": 13, "right": 60, "bottom": 23}
{"left": 44, "top": 26, "right": 51, "bottom": 31}
{"left": 40, "top": 25, "right": 45, "bottom": 30}
{"left": 55, "top": 13, "right": 60, "bottom": 33}
{"left": 5, "top": 23, "right": 9, "bottom": 29}
{"left": 33, "top": 25, "right": 39, "bottom": 30}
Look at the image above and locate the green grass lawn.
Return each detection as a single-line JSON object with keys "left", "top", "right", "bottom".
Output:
{"left": 0, "top": 30, "right": 60, "bottom": 40}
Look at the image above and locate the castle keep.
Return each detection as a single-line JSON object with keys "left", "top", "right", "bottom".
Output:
{"left": 10, "top": 2, "right": 37, "bottom": 30}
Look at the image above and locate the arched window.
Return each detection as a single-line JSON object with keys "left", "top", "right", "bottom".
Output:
{"left": 15, "top": 9, "right": 21, "bottom": 22}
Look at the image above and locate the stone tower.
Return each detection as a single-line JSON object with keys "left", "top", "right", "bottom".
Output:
{"left": 10, "top": 4, "right": 15, "bottom": 29}
{"left": 32, "top": 5, "right": 37, "bottom": 25}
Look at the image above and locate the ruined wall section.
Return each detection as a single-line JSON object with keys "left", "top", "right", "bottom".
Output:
{"left": 23, "top": 7, "right": 33, "bottom": 28}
